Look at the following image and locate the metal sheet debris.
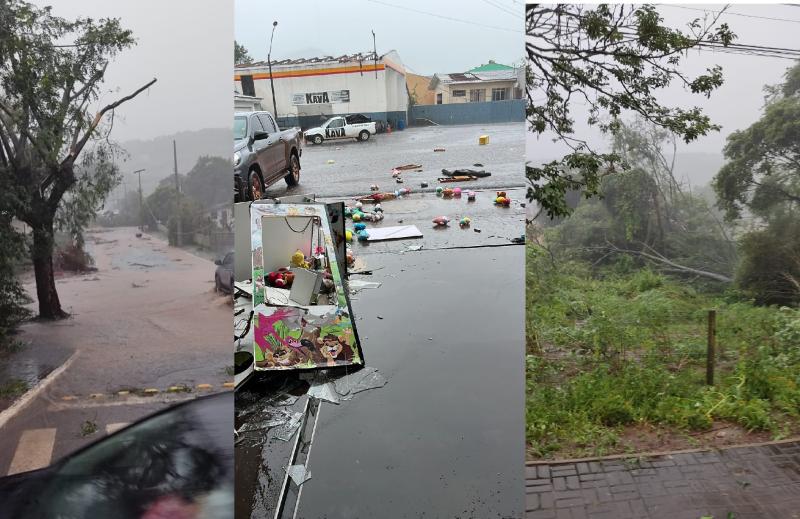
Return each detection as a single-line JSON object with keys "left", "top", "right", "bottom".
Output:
{"left": 366, "top": 225, "right": 423, "bottom": 242}
{"left": 306, "top": 380, "right": 341, "bottom": 404}
{"left": 333, "top": 367, "right": 388, "bottom": 400}
{"left": 287, "top": 465, "right": 312, "bottom": 486}
{"left": 348, "top": 280, "right": 382, "bottom": 294}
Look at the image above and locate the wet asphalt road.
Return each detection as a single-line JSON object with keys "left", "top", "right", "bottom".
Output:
{"left": 263, "top": 123, "right": 526, "bottom": 199}
{"left": 295, "top": 246, "right": 525, "bottom": 519}
{"left": 238, "top": 124, "right": 527, "bottom": 518}
{"left": 237, "top": 246, "right": 526, "bottom": 519}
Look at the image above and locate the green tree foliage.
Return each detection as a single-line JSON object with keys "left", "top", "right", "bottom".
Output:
{"left": 526, "top": 4, "right": 734, "bottom": 218}
{"left": 0, "top": 215, "right": 31, "bottom": 348}
{"left": 235, "top": 41, "right": 252, "bottom": 65}
{"left": 141, "top": 156, "right": 227, "bottom": 245}
{"left": 714, "top": 62, "right": 800, "bottom": 305}
{"left": 0, "top": 0, "right": 156, "bottom": 318}
{"left": 182, "top": 156, "right": 232, "bottom": 209}
{"left": 548, "top": 119, "right": 737, "bottom": 283}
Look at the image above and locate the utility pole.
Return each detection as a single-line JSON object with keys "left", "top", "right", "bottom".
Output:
{"left": 268, "top": 21, "right": 278, "bottom": 119}
{"left": 133, "top": 169, "right": 145, "bottom": 231}
{"left": 372, "top": 30, "right": 377, "bottom": 79}
{"left": 173, "top": 140, "right": 182, "bottom": 247}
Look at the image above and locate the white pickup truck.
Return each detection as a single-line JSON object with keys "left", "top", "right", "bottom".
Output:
{"left": 304, "top": 115, "right": 377, "bottom": 144}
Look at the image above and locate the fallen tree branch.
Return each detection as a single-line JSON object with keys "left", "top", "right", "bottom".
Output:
{"left": 603, "top": 241, "right": 733, "bottom": 283}
{"left": 65, "top": 77, "right": 157, "bottom": 166}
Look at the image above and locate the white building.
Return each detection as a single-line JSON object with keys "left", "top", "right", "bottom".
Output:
{"left": 429, "top": 62, "right": 524, "bottom": 105}
{"left": 234, "top": 51, "right": 408, "bottom": 130}
{"left": 234, "top": 93, "right": 263, "bottom": 112}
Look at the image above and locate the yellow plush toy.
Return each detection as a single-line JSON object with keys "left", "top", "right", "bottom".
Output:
{"left": 291, "top": 250, "right": 310, "bottom": 269}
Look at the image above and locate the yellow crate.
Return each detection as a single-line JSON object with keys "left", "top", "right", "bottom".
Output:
{"left": 479, "top": 135, "right": 489, "bottom": 145}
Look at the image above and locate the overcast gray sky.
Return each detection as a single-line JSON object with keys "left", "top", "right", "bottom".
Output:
{"left": 525, "top": 3, "right": 800, "bottom": 160}
{"left": 234, "top": 0, "right": 525, "bottom": 75}
{"left": 35, "top": 0, "right": 232, "bottom": 142}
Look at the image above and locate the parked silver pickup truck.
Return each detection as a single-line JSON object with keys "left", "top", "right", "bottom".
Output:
{"left": 234, "top": 111, "right": 303, "bottom": 201}
{"left": 304, "top": 115, "right": 377, "bottom": 144}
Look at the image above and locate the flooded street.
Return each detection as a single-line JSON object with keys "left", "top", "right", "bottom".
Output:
{"left": 0, "top": 227, "right": 231, "bottom": 476}
{"left": 11, "top": 227, "right": 231, "bottom": 397}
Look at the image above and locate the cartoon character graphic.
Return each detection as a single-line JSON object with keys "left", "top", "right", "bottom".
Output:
{"left": 317, "top": 333, "right": 354, "bottom": 366}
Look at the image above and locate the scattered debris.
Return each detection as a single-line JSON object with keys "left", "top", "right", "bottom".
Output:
{"left": 334, "top": 367, "right": 388, "bottom": 398}
{"left": 131, "top": 281, "right": 148, "bottom": 288}
{"left": 393, "top": 163, "right": 422, "bottom": 171}
{"left": 459, "top": 217, "right": 471, "bottom": 228}
{"left": 129, "top": 262, "right": 154, "bottom": 268}
{"left": 441, "top": 168, "right": 491, "bottom": 178}
{"left": 433, "top": 147, "right": 446, "bottom": 152}
{"left": 287, "top": 465, "right": 312, "bottom": 486}
{"left": 307, "top": 381, "right": 340, "bottom": 404}
{"left": 438, "top": 176, "right": 478, "bottom": 183}
{"left": 377, "top": 315, "right": 383, "bottom": 320}
{"left": 327, "top": 159, "right": 335, "bottom": 164}
{"left": 275, "top": 412, "right": 304, "bottom": 441}
{"left": 135, "top": 232, "right": 142, "bottom": 238}
{"left": 432, "top": 216, "right": 450, "bottom": 227}
{"left": 80, "top": 420, "right": 98, "bottom": 437}
{"left": 479, "top": 135, "right": 489, "bottom": 145}
{"left": 420, "top": 182, "right": 429, "bottom": 188}
{"left": 348, "top": 280, "right": 382, "bottom": 294}
{"left": 407, "top": 245, "right": 423, "bottom": 251}
{"left": 494, "top": 191, "right": 511, "bottom": 207}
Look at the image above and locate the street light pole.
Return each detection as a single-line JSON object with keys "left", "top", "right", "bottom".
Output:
{"left": 133, "top": 168, "right": 146, "bottom": 231}
{"left": 268, "top": 21, "right": 278, "bottom": 120}
{"left": 173, "top": 140, "right": 182, "bottom": 247}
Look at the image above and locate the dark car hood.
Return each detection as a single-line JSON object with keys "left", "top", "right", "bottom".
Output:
{"left": 0, "top": 468, "right": 51, "bottom": 516}
{"left": 234, "top": 139, "right": 248, "bottom": 153}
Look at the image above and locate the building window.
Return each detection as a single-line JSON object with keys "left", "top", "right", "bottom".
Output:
{"left": 491, "top": 88, "right": 508, "bottom": 101}
{"left": 436, "top": 93, "right": 442, "bottom": 104}
{"left": 513, "top": 87, "right": 523, "bottom": 100}
{"left": 241, "top": 75, "right": 255, "bottom": 97}
{"left": 469, "top": 89, "right": 485, "bottom": 103}
{"left": 452, "top": 89, "right": 466, "bottom": 97}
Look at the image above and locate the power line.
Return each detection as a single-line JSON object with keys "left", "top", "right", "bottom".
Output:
{"left": 659, "top": 3, "right": 800, "bottom": 24}
{"left": 480, "top": 0, "right": 523, "bottom": 20}
{"left": 364, "top": 0, "right": 523, "bottom": 34}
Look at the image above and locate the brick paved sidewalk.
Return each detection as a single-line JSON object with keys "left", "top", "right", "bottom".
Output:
{"left": 526, "top": 441, "right": 800, "bottom": 518}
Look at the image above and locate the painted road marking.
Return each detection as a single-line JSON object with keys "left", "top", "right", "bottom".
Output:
{"left": 48, "top": 392, "right": 199, "bottom": 411}
{"left": 105, "top": 422, "right": 129, "bottom": 435}
{"left": 7, "top": 428, "right": 56, "bottom": 475}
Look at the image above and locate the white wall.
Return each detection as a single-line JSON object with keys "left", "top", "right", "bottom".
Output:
{"left": 236, "top": 63, "right": 392, "bottom": 119}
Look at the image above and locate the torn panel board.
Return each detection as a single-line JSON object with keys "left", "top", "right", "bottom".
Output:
{"left": 250, "top": 202, "right": 363, "bottom": 372}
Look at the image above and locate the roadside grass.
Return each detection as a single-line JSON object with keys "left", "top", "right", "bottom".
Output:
{"left": 0, "top": 378, "right": 28, "bottom": 399}
{"left": 526, "top": 243, "right": 800, "bottom": 459}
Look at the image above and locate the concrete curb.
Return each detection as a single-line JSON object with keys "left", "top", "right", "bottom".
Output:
{"left": 0, "top": 350, "right": 80, "bottom": 430}
{"left": 525, "top": 436, "right": 800, "bottom": 466}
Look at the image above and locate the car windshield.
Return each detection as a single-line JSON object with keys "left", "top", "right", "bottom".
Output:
{"left": 233, "top": 116, "right": 248, "bottom": 140}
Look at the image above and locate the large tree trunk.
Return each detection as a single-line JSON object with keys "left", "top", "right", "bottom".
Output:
{"left": 31, "top": 223, "right": 67, "bottom": 319}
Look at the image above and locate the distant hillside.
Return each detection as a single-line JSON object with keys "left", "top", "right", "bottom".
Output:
{"left": 113, "top": 127, "right": 231, "bottom": 197}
